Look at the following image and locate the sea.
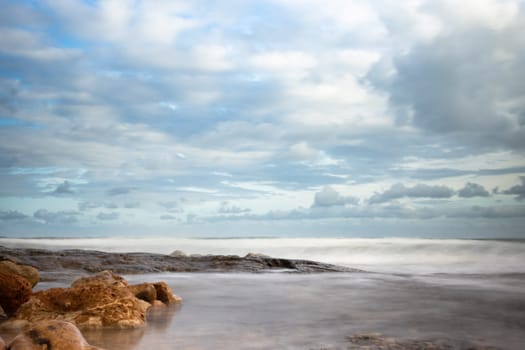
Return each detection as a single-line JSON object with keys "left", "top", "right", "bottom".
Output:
{"left": 1, "top": 237, "right": 525, "bottom": 349}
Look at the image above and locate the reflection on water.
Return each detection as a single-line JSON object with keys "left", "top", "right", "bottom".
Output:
{"left": 82, "top": 272, "right": 525, "bottom": 350}
{"left": 83, "top": 304, "right": 182, "bottom": 350}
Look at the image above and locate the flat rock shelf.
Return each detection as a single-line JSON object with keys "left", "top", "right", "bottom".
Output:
{"left": 0, "top": 245, "right": 358, "bottom": 275}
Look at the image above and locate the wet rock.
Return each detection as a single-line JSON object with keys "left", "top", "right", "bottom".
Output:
{"left": 8, "top": 320, "right": 105, "bottom": 350}
{"left": 346, "top": 333, "right": 502, "bottom": 350}
{"left": 12, "top": 271, "right": 148, "bottom": 329}
{"left": 0, "top": 260, "right": 39, "bottom": 287}
{"left": 0, "top": 272, "right": 32, "bottom": 316}
{"left": 71, "top": 270, "right": 128, "bottom": 289}
{"left": 0, "top": 245, "right": 357, "bottom": 274}
{"left": 129, "top": 283, "right": 157, "bottom": 303}
{"left": 0, "top": 304, "right": 7, "bottom": 320}
{"left": 169, "top": 250, "right": 187, "bottom": 257}
{"left": 153, "top": 281, "right": 182, "bottom": 304}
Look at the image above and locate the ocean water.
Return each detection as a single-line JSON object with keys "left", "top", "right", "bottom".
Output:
{"left": 1, "top": 237, "right": 525, "bottom": 349}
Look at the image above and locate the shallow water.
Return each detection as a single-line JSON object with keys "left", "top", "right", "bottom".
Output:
{"left": 2, "top": 237, "right": 525, "bottom": 349}
{"left": 71, "top": 272, "right": 525, "bottom": 350}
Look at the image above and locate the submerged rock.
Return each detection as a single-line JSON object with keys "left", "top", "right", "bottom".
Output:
{"left": 0, "top": 272, "right": 32, "bottom": 316}
{"left": 8, "top": 320, "right": 105, "bottom": 350}
{"left": 0, "top": 260, "right": 39, "bottom": 287}
{"left": 346, "top": 333, "right": 502, "bottom": 350}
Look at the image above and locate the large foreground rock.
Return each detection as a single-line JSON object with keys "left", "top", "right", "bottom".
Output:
{"left": 13, "top": 271, "right": 149, "bottom": 329}
{"left": 0, "top": 260, "right": 39, "bottom": 287}
{"left": 0, "top": 272, "right": 32, "bottom": 316}
{"left": 8, "top": 320, "right": 105, "bottom": 350}
{"left": 9, "top": 271, "right": 181, "bottom": 330}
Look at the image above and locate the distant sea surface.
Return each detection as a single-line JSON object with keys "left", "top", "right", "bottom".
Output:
{"left": 1, "top": 237, "right": 525, "bottom": 349}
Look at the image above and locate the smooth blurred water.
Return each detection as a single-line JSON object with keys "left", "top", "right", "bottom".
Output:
{"left": 74, "top": 272, "right": 525, "bottom": 350}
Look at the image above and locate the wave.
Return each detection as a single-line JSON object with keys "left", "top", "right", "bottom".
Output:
{"left": 1, "top": 237, "right": 524, "bottom": 275}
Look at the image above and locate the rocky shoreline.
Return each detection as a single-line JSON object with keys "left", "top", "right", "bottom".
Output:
{"left": 0, "top": 245, "right": 357, "bottom": 275}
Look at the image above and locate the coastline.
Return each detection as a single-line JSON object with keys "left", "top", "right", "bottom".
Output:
{"left": 1, "top": 244, "right": 525, "bottom": 349}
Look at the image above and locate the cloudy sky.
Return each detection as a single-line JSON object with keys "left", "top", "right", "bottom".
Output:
{"left": 1, "top": 0, "right": 524, "bottom": 238}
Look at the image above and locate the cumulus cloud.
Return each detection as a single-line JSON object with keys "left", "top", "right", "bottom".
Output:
{"left": 370, "top": 0, "right": 525, "bottom": 149}
{"left": 503, "top": 176, "right": 525, "bottom": 200}
{"left": 369, "top": 183, "right": 455, "bottom": 204}
{"left": 218, "top": 201, "right": 251, "bottom": 214}
{"left": 34, "top": 209, "right": 81, "bottom": 224}
{"left": 312, "top": 186, "right": 359, "bottom": 207}
{"left": 78, "top": 201, "right": 102, "bottom": 211}
{"left": 97, "top": 212, "right": 119, "bottom": 221}
{"left": 0, "top": 210, "right": 28, "bottom": 221}
{"left": 53, "top": 180, "right": 75, "bottom": 195}
{"left": 106, "top": 187, "right": 136, "bottom": 196}
{"left": 458, "top": 182, "right": 490, "bottom": 198}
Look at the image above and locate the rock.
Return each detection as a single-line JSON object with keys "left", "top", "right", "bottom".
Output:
{"left": 12, "top": 271, "right": 148, "bottom": 329}
{"left": 8, "top": 320, "right": 105, "bottom": 350}
{"left": 170, "top": 250, "right": 187, "bottom": 257}
{"left": 0, "top": 260, "right": 39, "bottom": 287}
{"left": 0, "top": 272, "right": 32, "bottom": 316}
{"left": 245, "top": 252, "right": 270, "bottom": 259}
{"left": 0, "top": 335, "right": 5, "bottom": 350}
{"left": 346, "top": 333, "right": 502, "bottom": 350}
{"left": 129, "top": 283, "right": 157, "bottom": 303}
{"left": 0, "top": 245, "right": 356, "bottom": 273}
{"left": 153, "top": 281, "right": 182, "bottom": 304}
{"left": 0, "top": 304, "right": 7, "bottom": 320}
{"left": 71, "top": 270, "right": 128, "bottom": 289}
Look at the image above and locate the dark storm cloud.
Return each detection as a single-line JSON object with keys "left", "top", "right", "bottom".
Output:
{"left": 458, "top": 182, "right": 490, "bottom": 198}
{"left": 33, "top": 209, "right": 81, "bottom": 224}
{"left": 369, "top": 183, "right": 455, "bottom": 204}
{"left": 312, "top": 186, "right": 359, "bottom": 207}
{"left": 503, "top": 176, "right": 525, "bottom": 200}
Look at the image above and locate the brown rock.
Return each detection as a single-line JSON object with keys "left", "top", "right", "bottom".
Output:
{"left": 0, "top": 335, "right": 5, "bottom": 350}
{"left": 153, "top": 281, "right": 182, "bottom": 304}
{"left": 13, "top": 272, "right": 148, "bottom": 329}
{"left": 8, "top": 320, "right": 105, "bottom": 350}
{"left": 0, "top": 304, "right": 7, "bottom": 320}
{"left": 0, "top": 272, "right": 32, "bottom": 316}
{"left": 0, "top": 260, "right": 39, "bottom": 287}
{"left": 129, "top": 283, "right": 157, "bottom": 303}
{"left": 71, "top": 270, "right": 128, "bottom": 289}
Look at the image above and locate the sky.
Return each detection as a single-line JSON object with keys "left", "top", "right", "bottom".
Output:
{"left": 0, "top": 0, "right": 524, "bottom": 238}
